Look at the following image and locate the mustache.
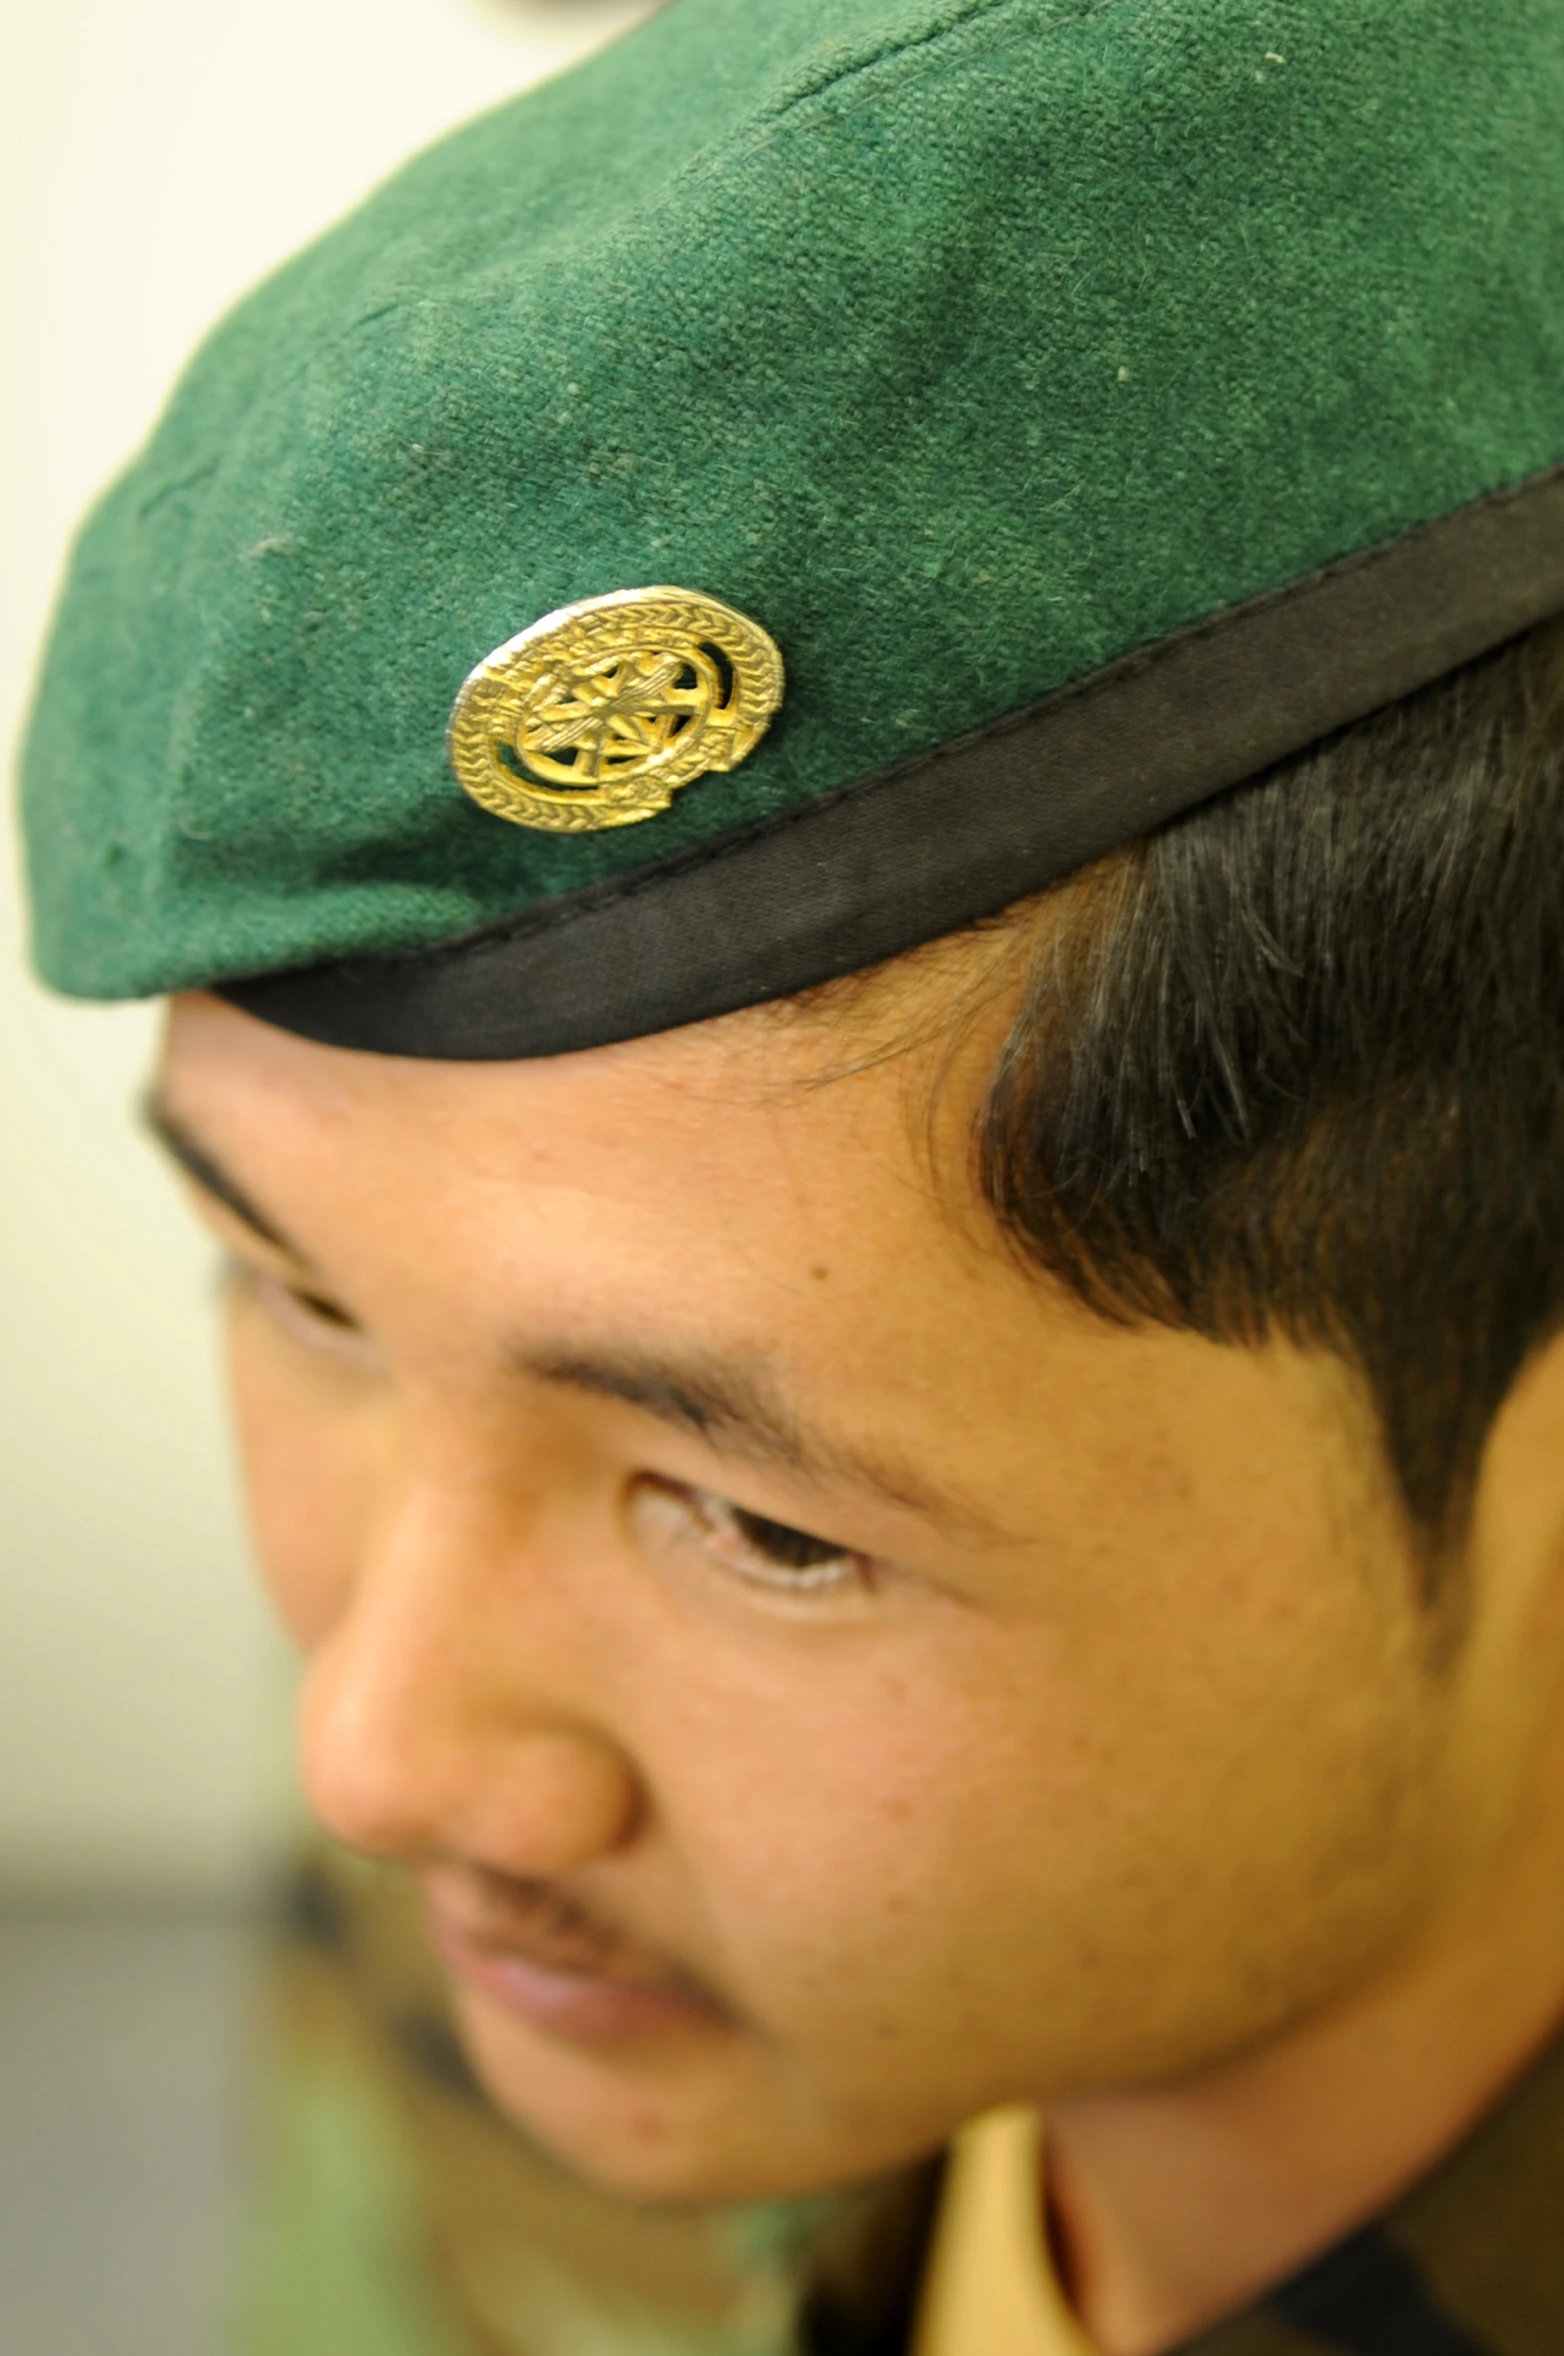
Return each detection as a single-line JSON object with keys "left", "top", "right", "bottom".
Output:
{"left": 429, "top": 1867, "right": 727, "bottom": 2011}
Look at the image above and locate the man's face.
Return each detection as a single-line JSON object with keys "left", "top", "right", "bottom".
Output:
{"left": 157, "top": 983, "right": 1472, "bottom": 2203}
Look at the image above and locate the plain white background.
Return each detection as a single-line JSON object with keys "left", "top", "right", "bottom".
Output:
{"left": 1, "top": 0, "right": 660, "bottom": 1891}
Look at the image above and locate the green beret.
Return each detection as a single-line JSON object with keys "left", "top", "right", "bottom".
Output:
{"left": 20, "top": 0, "right": 1564, "bottom": 1057}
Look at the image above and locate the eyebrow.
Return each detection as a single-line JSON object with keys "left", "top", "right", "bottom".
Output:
{"left": 516, "top": 1343, "right": 1006, "bottom": 1541}
{"left": 143, "top": 1095, "right": 314, "bottom": 1265}
{"left": 144, "top": 1099, "right": 1005, "bottom": 1543}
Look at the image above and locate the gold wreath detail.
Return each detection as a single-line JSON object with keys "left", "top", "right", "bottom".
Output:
{"left": 448, "top": 588, "right": 785, "bottom": 833}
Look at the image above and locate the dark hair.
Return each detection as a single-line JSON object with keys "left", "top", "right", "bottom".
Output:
{"left": 979, "top": 616, "right": 1564, "bottom": 1573}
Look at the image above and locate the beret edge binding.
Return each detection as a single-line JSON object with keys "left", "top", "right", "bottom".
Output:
{"left": 217, "top": 455, "right": 1564, "bottom": 1061}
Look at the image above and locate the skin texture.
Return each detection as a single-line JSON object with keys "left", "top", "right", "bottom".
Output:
{"left": 155, "top": 977, "right": 1564, "bottom": 2353}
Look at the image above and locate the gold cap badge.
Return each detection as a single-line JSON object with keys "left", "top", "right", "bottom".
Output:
{"left": 448, "top": 587, "right": 784, "bottom": 833}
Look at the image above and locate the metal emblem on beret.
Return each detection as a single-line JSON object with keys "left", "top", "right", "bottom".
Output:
{"left": 448, "top": 587, "right": 784, "bottom": 833}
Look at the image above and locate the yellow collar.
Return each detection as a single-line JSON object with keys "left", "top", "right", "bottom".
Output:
{"left": 913, "top": 2107, "right": 1100, "bottom": 2356}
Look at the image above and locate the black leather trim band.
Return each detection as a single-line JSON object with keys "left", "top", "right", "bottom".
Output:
{"left": 220, "top": 459, "right": 1564, "bottom": 1060}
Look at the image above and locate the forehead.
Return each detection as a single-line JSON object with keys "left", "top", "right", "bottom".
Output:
{"left": 158, "top": 974, "right": 996, "bottom": 1251}
{"left": 156, "top": 993, "right": 1402, "bottom": 1634}
{"left": 156, "top": 988, "right": 1028, "bottom": 1406}
{"left": 163, "top": 993, "right": 1076, "bottom": 1558}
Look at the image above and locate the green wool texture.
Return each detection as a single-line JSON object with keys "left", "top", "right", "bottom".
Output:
{"left": 21, "top": 0, "right": 1564, "bottom": 1000}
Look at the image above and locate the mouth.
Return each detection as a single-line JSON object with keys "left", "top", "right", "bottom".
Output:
{"left": 422, "top": 1879, "right": 730, "bottom": 2047}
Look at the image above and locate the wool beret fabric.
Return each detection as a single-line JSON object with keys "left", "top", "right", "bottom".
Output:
{"left": 19, "top": 0, "right": 1564, "bottom": 1047}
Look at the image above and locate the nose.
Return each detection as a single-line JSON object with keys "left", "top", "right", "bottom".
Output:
{"left": 298, "top": 1465, "right": 642, "bottom": 1877}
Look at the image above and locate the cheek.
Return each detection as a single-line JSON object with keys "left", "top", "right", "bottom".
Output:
{"left": 642, "top": 1627, "right": 1042, "bottom": 2009}
{"left": 224, "top": 1300, "right": 388, "bottom": 1648}
{"left": 639, "top": 1538, "right": 1434, "bottom": 2080}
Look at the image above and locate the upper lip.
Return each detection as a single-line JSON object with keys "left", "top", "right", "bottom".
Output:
{"left": 422, "top": 1875, "right": 715, "bottom": 2003}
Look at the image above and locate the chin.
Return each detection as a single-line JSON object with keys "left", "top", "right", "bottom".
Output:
{"left": 450, "top": 1980, "right": 818, "bottom": 2205}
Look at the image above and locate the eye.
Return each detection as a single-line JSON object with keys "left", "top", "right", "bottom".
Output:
{"left": 678, "top": 1485, "right": 871, "bottom": 1594}
{"left": 222, "top": 1255, "right": 374, "bottom": 1360}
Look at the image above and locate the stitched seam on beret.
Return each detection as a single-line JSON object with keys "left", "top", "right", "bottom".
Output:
{"left": 751, "top": 0, "right": 1082, "bottom": 127}
{"left": 130, "top": 296, "right": 426, "bottom": 526}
